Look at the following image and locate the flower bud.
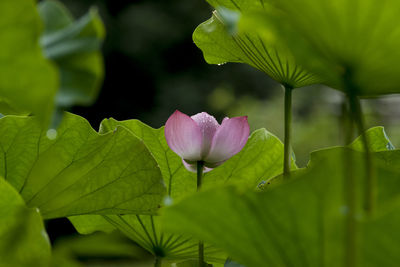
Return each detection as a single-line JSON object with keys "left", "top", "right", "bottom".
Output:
{"left": 165, "top": 110, "right": 249, "bottom": 172}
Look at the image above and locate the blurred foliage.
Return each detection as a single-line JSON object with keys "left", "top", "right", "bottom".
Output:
{"left": 242, "top": 0, "right": 400, "bottom": 96}
{"left": 0, "top": 0, "right": 105, "bottom": 127}
{"left": 0, "top": 0, "right": 58, "bottom": 125}
{"left": 0, "top": 179, "right": 51, "bottom": 267}
{"left": 38, "top": 0, "right": 105, "bottom": 109}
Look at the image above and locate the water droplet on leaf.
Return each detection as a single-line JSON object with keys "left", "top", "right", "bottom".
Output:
{"left": 46, "top": 129, "right": 57, "bottom": 140}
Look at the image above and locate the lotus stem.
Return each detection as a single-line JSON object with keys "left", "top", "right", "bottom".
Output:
{"left": 347, "top": 93, "right": 375, "bottom": 215}
{"left": 199, "top": 241, "right": 205, "bottom": 267}
{"left": 343, "top": 96, "right": 357, "bottom": 267}
{"left": 197, "top": 161, "right": 204, "bottom": 190}
{"left": 154, "top": 256, "right": 161, "bottom": 267}
{"left": 283, "top": 85, "right": 293, "bottom": 178}
{"left": 197, "top": 161, "right": 205, "bottom": 267}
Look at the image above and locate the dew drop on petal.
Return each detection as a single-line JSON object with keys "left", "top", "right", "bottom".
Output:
{"left": 191, "top": 112, "right": 220, "bottom": 157}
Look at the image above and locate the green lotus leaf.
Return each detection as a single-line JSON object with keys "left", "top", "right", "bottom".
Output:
{"left": 361, "top": 203, "right": 400, "bottom": 267}
{"left": 252, "top": 0, "right": 400, "bottom": 96}
{"left": 350, "top": 126, "right": 395, "bottom": 152}
{"left": 194, "top": 1, "right": 320, "bottom": 88}
{"left": 0, "top": 113, "right": 166, "bottom": 219}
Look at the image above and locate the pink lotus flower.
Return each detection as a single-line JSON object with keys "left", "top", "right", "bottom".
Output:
{"left": 165, "top": 110, "right": 250, "bottom": 172}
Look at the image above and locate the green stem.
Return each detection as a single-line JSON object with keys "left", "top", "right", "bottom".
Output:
{"left": 197, "top": 161, "right": 204, "bottom": 191}
{"left": 343, "top": 96, "right": 357, "bottom": 267}
{"left": 283, "top": 85, "right": 293, "bottom": 178}
{"left": 197, "top": 161, "right": 205, "bottom": 267}
{"left": 347, "top": 93, "right": 375, "bottom": 215}
{"left": 199, "top": 241, "right": 205, "bottom": 267}
{"left": 154, "top": 257, "right": 161, "bottom": 267}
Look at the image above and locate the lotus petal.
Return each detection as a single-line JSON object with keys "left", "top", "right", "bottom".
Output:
{"left": 165, "top": 110, "right": 203, "bottom": 161}
{"left": 205, "top": 116, "right": 249, "bottom": 163}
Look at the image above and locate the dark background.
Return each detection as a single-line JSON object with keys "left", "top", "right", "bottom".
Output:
{"left": 66, "top": 0, "right": 277, "bottom": 128}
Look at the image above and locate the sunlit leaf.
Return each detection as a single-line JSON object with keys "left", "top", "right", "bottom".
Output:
{"left": 70, "top": 119, "right": 291, "bottom": 263}
{"left": 0, "top": 0, "right": 58, "bottom": 124}
{"left": 0, "top": 179, "right": 51, "bottom": 267}
{"left": 350, "top": 126, "right": 395, "bottom": 152}
{"left": 0, "top": 113, "right": 165, "bottom": 219}
{"left": 162, "top": 146, "right": 400, "bottom": 266}
{"left": 38, "top": 0, "right": 105, "bottom": 108}
{"left": 194, "top": 1, "right": 320, "bottom": 88}
{"left": 99, "top": 119, "right": 195, "bottom": 201}
{"left": 204, "top": 128, "right": 297, "bottom": 190}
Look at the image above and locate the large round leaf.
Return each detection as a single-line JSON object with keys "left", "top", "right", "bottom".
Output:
{"left": 0, "top": 113, "right": 166, "bottom": 219}
{"left": 254, "top": 0, "right": 400, "bottom": 96}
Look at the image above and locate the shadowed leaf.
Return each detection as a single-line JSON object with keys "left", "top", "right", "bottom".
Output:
{"left": 254, "top": 0, "right": 400, "bottom": 96}
{"left": 163, "top": 143, "right": 400, "bottom": 266}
